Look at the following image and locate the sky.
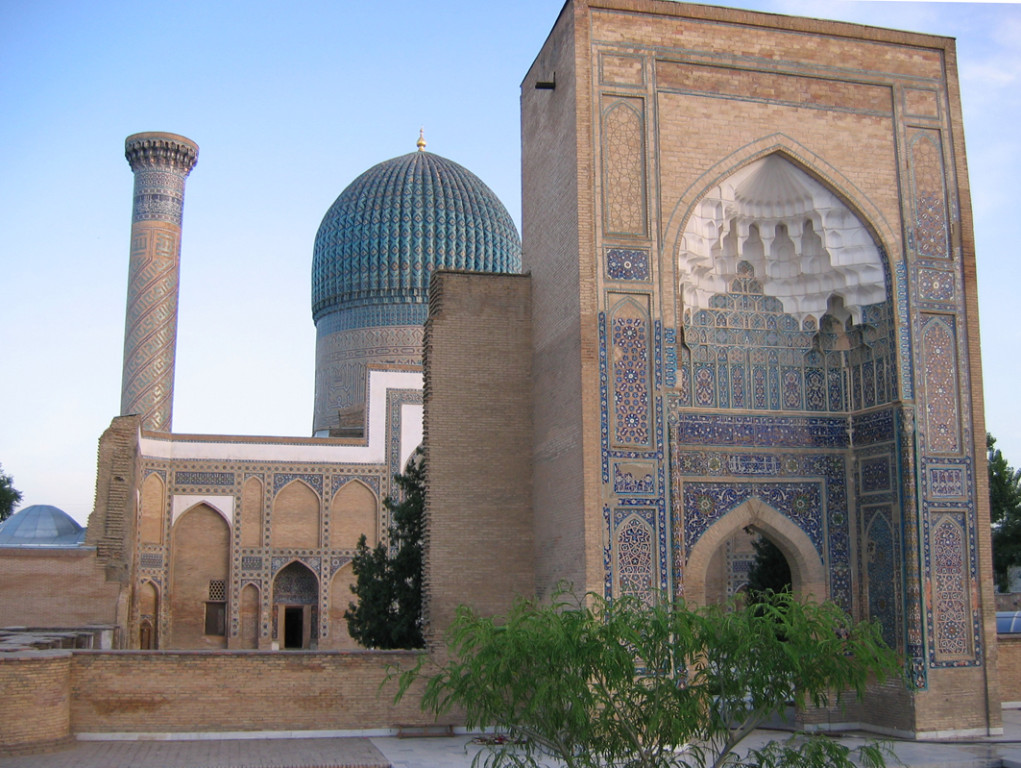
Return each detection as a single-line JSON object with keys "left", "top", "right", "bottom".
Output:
{"left": 1, "top": 0, "right": 1018, "bottom": 525}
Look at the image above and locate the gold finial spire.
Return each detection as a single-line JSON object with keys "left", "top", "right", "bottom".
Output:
{"left": 417, "top": 127, "right": 427, "bottom": 152}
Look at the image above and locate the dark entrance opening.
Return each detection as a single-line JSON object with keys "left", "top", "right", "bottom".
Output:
{"left": 284, "top": 606, "right": 304, "bottom": 649}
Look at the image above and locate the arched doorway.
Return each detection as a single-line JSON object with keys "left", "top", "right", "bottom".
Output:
{"left": 272, "top": 561, "right": 318, "bottom": 650}
{"left": 685, "top": 498, "right": 825, "bottom": 606}
{"left": 138, "top": 580, "right": 159, "bottom": 649}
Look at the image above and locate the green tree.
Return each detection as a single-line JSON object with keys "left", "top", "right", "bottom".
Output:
{"left": 397, "top": 591, "right": 898, "bottom": 768}
{"left": 345, "top": 448, "right": 424, "bottom": 649}
{"left": 0, "top": 464, "right": 23, "bottom": 522}
{"left": 989, "top": 433, "right": 1021, "bottom": 591}
{"left": 746, "top": 535, "right": 792, "bottom": 599}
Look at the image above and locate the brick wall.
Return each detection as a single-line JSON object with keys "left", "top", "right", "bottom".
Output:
{"left": 0, "top": 548, "right": 121, "bottom": 628}
{"left": 70, "top": 650, "right": 438, "bottom": 734}
{"left": 423, "top": 271, "right": 536, "bottom": 635}
{"left": 0, "top": 651, "right": 72, "bottom": 753}
{"left": 999, "top": 636, "right": 1021, "bottom": 704}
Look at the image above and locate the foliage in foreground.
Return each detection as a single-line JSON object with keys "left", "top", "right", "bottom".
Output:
{"left": 396, "top": 591, "right": 899, "bottom": 768}
{"left": 0, "top": 463, "right": 22, "bottom": 523}
{"left": 989, "top": 433, "right": 1021, "bottom": 591}
{"left": 344, "top": 448, "right": 424, "bottom": 649}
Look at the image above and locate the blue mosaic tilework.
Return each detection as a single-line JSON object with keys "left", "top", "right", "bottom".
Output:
{"left": 673, "top": 412, "right": 848, "bottom": 448}
{"left": 615, "top": 511, "right": 656, "bottom": 603}
{"left": 926, "top": 464, "right": 968, "bottom": 500}
{"left": 272, "top": 473, "right": 323, "bottom": 496}
{"left": 610, "top": 301, "right": 652, "bottom": 447}
{"left": 174, "top": 471, "right": 235, "bottom": 487}
{"left": 613, "top": 463, "right": 656, "bottom": 494}
{"left": 315, "top": 304, "right": 429, "bottom": 333}
{"left": 606, "top": 248, "right": 650, "bottom": 280}
{"left": 670, "top": 419, "right": 853, "bottom": 611}
{"left": 683, "top": 482, "right": 825, "bottom": 556}
{"left": 331, "top": 474, "right": 382, "bottom": 499}
{"left": 864, "top": 507, "right": 899, "bottom": 650}
{"left": 919, "top": 314, "right": 961, "bottom": 454}
{"left": 853, "top": 408, "right": 896, "bottom": 445}
{"left": 860, "top": 457, "right": 892, "bottom": 493}
{"left": 895, "top": 262, "right": 913, "bottom": 400}
{"left": 241, "top": 556, "right": 262, "bottom": 571}
{"left": 679, "top": 265, "right": 896, "bottom": 413}
{"left": 312, "top": 151, "right": 521, "bottom": 321}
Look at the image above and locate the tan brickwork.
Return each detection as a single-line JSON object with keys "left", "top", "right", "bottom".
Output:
{"left": 330, "top": 480, "right": 377, "bottom": 549}
{"left": 998, "top": 636, "right": 1021, "bottom": 704}
{"left": 169, "top": 505, "right": 230, "bottom": 649}
{"left": 423, "top": 271, "right": 535, "bottom": 635}
{"left": 69, "top": 650, "right": 440, "bottom": 734}
{"left": 522, "top": 0, "right": 999, "bottom": 737}
{"left": 271, "top": 480, "right": 322, "bottom": 549}
{"left": 0, "top": 548, "right": 121, "bottom": 628}
{"left": 0, "top": 651, "right": 72, "bottom": 753}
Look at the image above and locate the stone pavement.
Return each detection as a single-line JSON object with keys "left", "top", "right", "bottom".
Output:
{"left": 6, "top": 712, "right": 1021, "bottom": 768}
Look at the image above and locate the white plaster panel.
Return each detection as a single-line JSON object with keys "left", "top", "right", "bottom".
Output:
{"left": 140, "top": 371, "right": 423, "bottom": 465}
{"left": 172, "top": 495, "right": 235, "bottom": 527}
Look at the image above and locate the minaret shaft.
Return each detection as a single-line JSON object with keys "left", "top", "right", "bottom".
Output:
{"left": 120, "top": 132, "right": 198, "bottom": 432}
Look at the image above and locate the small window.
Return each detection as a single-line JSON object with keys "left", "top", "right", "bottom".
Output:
{"left": 208, "top": 579, "right": 226, "bottom": 601}
{"left": 205, "top": 602, "right": 226, "bottom": 636}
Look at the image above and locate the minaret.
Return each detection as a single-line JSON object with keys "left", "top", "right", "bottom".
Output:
{"left": 120, "top": 132, "right": 199, "bottom": 432}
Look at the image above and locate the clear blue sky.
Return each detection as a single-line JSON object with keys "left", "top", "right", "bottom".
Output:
{"left": 1, "top": 0, "right": 1018, "bottom": 524}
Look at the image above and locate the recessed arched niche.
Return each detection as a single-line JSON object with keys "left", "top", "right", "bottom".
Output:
{"left": 678, "top": 153, "right": 885, "bottom": 325}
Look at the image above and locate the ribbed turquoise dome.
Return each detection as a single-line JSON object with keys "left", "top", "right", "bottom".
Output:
{"left": 312, "top": 149, "right": 521, "bottom": 323}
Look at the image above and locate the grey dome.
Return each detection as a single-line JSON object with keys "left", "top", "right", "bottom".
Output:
{"left": 0, "top": 504, "right": 85, "bottom": 547}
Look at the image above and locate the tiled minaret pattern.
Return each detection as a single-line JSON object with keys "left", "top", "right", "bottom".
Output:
{"left": 120, "top": 132, "right": 198, "bottom": 432}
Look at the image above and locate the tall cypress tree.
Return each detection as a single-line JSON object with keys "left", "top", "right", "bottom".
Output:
{"left": 345, "top": 448, "right": 425, "bottom": 649}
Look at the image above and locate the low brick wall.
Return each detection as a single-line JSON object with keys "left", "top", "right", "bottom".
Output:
{"left": 70, "top": 649, "right": 438, "bottom": 735}
{"left": 0, "top": 650, "right": 73, "bottom": 753}
{"left": 999, "top": 635, "right": 1021, "bottom": 704}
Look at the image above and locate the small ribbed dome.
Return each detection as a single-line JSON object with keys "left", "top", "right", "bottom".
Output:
{"left": 0, "top": 504, "right": 85, "bottom": 547}
{"left": 312, "top": 149, "right": 521, "bottom": 322}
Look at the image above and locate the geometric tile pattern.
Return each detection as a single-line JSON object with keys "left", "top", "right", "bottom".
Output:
{"left": 919, "top": 314, "right": 961, "bottom": 454}
{"left": 930, "top": 512, "right": 972, "bottom": 659}
{"left": 175, "top": 471, "right": 236, "bottom": 486}
{"left": 606, "top": 248, "right": 650, "bottom": 281}
{"left": 908, "top": 129, "right": 949, "bottom": 260}
{"left": 121, "top": 134, "right": 198, "bottom": 433}
{"left": 677, "top": 265, "right": 896, "bottom": 413}
{"left": 864, "top": 507, "right": 899, "bottom": 650}
{"left": 311, "top": 149, "right": 521, "bottom": 322}
{"left": 614, "top": 512, "right": 655, "bottom": 603}
{"left": 669, "top": 412, "right": 855, "bottom": 612}
{"left": 602, "top": 99, "right": 646, "bottom": 236}
{"left": 610, "top": 297, "right": 652, "bottom": 447}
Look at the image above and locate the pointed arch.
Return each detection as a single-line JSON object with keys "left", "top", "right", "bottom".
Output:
{"left": 137, "top": 580, "right": 159, "bottom": 649}
{"left": 673, "top": 151, "right": 888, "bottom": 326}
{"left": 271, "top": 479, "right": 321, "bottom": 549}
{"left": 664, "top": 134, "right": 898, "bottom": 270}
{"left": 272, "top": 560, "right": 319, "bottom": 650}
{"left": 328, "top": 561, "right": 358, "bottom": 650}
{"left": 169, "top": 503, "right": 230, "bottom": 649}
{"left": 685, "top": 497, "right": 826, "bottom": 606}
{"left": 140, "top": 472, "right": 165, "bottom": 544}
{"left": 241, "top": 476, "right": 263, "bottom": 548}
{"left": 239, "top": 583, "right": 260, "bottom": 649}
{"left": 330, "top": 479, "right": 378, "bottom": 549}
